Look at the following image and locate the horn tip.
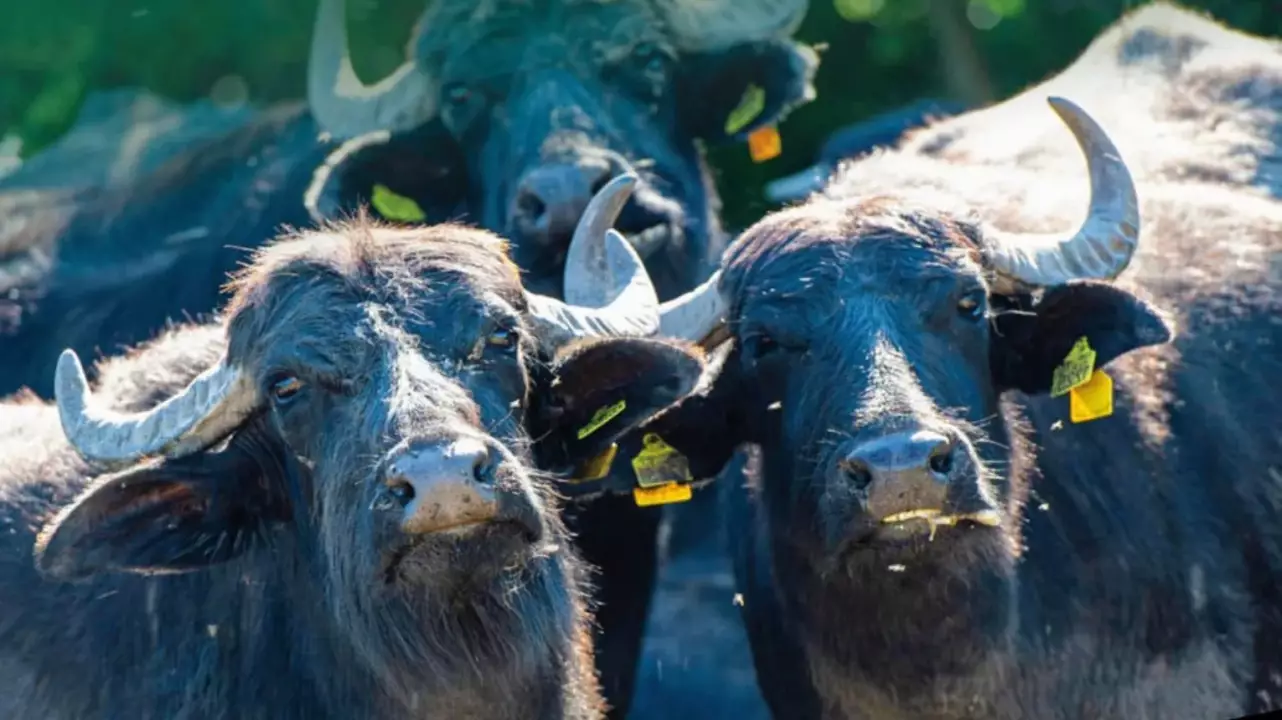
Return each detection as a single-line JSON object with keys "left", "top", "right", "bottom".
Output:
{"left": 1045, "top": 96, "right": 1087, "bottom": 125}
{"left": 1045, "top": 95, "right": 1076, "bottom": 111}
{"left": 602, "top": 172, "right": 639, "bottom": 195}
{"left": 603, "top": 228, "right": 643, "bottom": 268}
{"left": 54, "top": 349, "right": 89, "bottom": 398}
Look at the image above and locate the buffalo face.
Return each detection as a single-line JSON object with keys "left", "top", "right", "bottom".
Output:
{"left": 657, "top": 97, "right": 1174, "bottom": 660}
{"left": 303, "top": 0, "right": 819, "bottom": 300}
{"left": 722, "top": 208, "right": 1017, "bottom": 574}
{"left": 32, "top": 180, "right": 706, "bottom": 691}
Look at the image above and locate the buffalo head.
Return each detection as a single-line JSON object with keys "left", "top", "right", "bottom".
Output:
{"left": 302, "top": 0, "right": 818, "bottom": 300}
{"left": 32, "top": 177, "right": 706, "bottom": 697}
{"left": 654, "top": 97, "right": 1173, "bottom": 658}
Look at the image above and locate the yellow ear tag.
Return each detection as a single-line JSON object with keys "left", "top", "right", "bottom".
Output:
{"left": 630, "top": 433, "right": 693, "bottom": 488}
{"left": 725, "top": 84, "right": 766, "bottom": 135}
{"left": 633, "top": 482, "right": 693, "bottom": 507}
{"left": 371, "top": 183, "right": 426, "bottom": 223}
{"left": 1069, "top": 369, "right": 1114, "bottom": 423}
{"left": 1049, "top": 337, "right": 1097, "bottom": 398}
{"left": 576, "top": 399, "right": 627, "bottom": 440}
{"left": 748, "top": 126, "right": 782, "bottom": 163}
{"left": 572, "top": 443, "right": 618, "bottom": 482}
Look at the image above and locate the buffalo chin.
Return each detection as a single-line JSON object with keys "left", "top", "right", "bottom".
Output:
{"left": 839, "top": 516, "right": 1010, "bottom": 576}
{"left": 382, "top": 519, "right": 544, "bottom": 587}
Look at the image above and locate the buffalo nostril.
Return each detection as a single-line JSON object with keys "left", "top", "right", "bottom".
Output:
{"left": 840, "top": 458, "right": 874, "bottom": 489}
{"left": 387, "top": 479, "right": 415, "bottom": 507}
{"left": 517, "top": 191, "right": 546, "bottom": 222}
{"left": 471, "top": 450, "right": 496, "bottom": 486}
{"left": 927, "top": 443, "right": 955, "bottom": 477}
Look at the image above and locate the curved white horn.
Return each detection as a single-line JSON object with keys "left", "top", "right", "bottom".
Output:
{"left": 983, "top": 96, "right": 1140, "bottom": 287}
{"left": 563, "top": 172, "right": 639, "bottom": 308}
{"left": 526, "top": 228, "right": 660, "bottom": 349}
{"left": 526, "top": 173, "right": 659, "bottom": 349}
{"left": 307, "top": 0, "right": 438, "bottom": 140}
{"left": 654, "top": 0, "right": 808, "bottom": 52}
{"left": 658, "top": 270, "right": 727, "bottom": 344}
{"left": 54, "top": 349, "right": 260, "bottom": 465}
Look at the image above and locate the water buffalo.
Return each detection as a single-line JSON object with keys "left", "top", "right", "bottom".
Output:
{"left": 305, "top": 0, "right": 819, "bottom": 710}
{"left": 302, "top": 0, "right": 817, "bottom": 300}
{"left": 0, "top": 179, "right": 709, "bottom": 719}
{"left": 643, "top": 4, "right": 1282, "bottom": 717}
{"left": 0, "top": 0, "right": 817, "bottom": 400}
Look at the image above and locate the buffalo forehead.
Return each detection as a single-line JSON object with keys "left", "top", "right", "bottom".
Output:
{"left": 225, "top": 225, "right": 526, "bottom": 369}
{"left": 729, "top": 204, "right": 983, "bottom": 316}
{"left": 420, "top": 0, "right": 669, "bottom": 81}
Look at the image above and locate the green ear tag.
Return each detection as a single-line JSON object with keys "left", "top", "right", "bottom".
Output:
{"left": 577, "top": 399, "right": 627, "bottom": 440}
{"left": 371, "top": 184, "right": 427, "bottom": 223}
{"left": 725, "top": 84, "right": 766, "bottom": 135}
{"left": 1049, "top": 337, "right": 1097, "bottom": 398}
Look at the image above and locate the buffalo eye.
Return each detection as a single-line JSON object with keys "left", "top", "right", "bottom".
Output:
{"left": 487, "top": 326, "right": 519, "bottom": 350}
{"left": 444, "top": 83, "right": 472, "bottom": 107}
{"left": 270, "top": 375, "right": 305, "bottom": 403}
{"left": 742, "top": 331, "right": 804, "bottom": 367}
{"left": 956, "top": 291, "right": 987, "bottom": 321}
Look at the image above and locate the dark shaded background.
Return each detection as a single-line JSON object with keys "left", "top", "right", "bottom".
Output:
{"left": 0, "top": 0, "right": 1279, "bottom": 228}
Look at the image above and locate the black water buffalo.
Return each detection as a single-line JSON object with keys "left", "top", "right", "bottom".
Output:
{"left": 0, "top": 0, "right": 817, "bottom": 400}
{"left": 642, "top": 4, "right": 1282, "bottom": 717}
{"left": 0, "top": 179, "right": 709, "bottom": 719}
{"left": 300, "top": 1, "right": 820, "bottom": 711}
{"left": 301, "top": 0, "right": 817, "bottom": 301}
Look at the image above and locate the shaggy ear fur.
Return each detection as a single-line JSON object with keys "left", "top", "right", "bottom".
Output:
{"left": 34, "top": 418, "right": 289, "bottom": 582}
{"left": 303, "top": 122, "right": 466, "bottom": 225}
{"left": 990, "top": 281, "right": 1175, "bottom": 395}
{"left": 531, "top": 337, "right": 707, "bottom": 472}
{"left": 678, "top": 39, "right": 819, "bottom": 144}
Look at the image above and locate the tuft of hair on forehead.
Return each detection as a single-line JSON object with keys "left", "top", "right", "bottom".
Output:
{"left": 221, "top": 213, "right": 526, "bottom": 318}
{"left": 411, "top": 0, "right": 666, "bottom": 68}
{"left": 725, "top": 194, "right": 981, "bottom": 281}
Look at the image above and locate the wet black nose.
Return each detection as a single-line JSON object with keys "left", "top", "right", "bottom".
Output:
{"left": 383, "top": 437, "right": 499, "bottom": 534}
{"left": 510, "top": 162, "right": 612, "bottom": 245}
{"left": 837, "top": 429, "right": 963, "bottom": 520}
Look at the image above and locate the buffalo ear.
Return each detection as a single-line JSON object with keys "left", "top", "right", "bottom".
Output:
{"left": 532, "top": 337, "right": 707, "bottom": 471}
{"left": 627, "top": 340, "right": 757, "bottom": 480}
{"left": 304, "top": 122, "right": 466, "bottom": 224}
{"left": 33, "top": 423, "right": 288, "bottom": 582}
{"left": 990, "top": 281, "right": 1174, "bottom": 395}
{"left": 678, "top": 39, "right": 819, "bottom": 144}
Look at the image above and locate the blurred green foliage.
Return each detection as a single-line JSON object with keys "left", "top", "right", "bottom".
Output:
{"left": 0, "top": 0, "right": 1279, "bottom": 228}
